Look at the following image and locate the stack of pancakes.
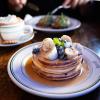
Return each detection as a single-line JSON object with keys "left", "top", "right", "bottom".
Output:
{"left": 32, "top": 53, "right": 82, "bottom": 81}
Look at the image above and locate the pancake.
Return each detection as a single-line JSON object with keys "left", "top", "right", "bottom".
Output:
{"left": 32, "top": 35, "right": 83, "bottom": 81}
{"left": 32, "top": 53, "right": 82, "bottom": 80}
{"left": 32, "top": 54, "right": 82, "bottom": 73}
{"left": 32, "top": 64, "right": 82, "bottom": 81}
{"left": 35, "top": 53, "right": 82, "bottom": 66}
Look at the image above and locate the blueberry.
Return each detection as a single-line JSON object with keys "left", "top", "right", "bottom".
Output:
{"left": 56, "top": 45, "right": 60, "bottom": 49}
{"left": 63, "top": 55, "right": 68, "bottom": 60}
{"left": 32, "top": 48, "right": 40, "bottom": 54}
{"left": 56, "top": 46, "right": 65, "bottom": 60}
{"left": 58, "top": 48, "right": 64, "bottom": 55}
{"left": 58, "top": 46, "right": 64, "bottom": 52}
{"left": 59, "top": 54, "right": 65, "bottom": 60}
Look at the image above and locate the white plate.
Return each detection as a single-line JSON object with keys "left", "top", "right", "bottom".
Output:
{"left": 7, "top": 43, "right": 100, "bottom": 99}
{"left": 30, "top": 15, "right": 81, "bottom": 33}
{"left": 0, "top": 31, "right": 34, "bottom": 47}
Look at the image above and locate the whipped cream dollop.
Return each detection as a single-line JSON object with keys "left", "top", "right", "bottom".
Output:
{"left": 0, "top": 15, "right": 20, "bottom": 24}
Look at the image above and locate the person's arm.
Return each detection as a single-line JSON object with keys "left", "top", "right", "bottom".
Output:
{"left": 63, "top": 0, "right": 90, "bottom": 8}
{"left": 8, "top": 0, "right": 27, "bottom": 12}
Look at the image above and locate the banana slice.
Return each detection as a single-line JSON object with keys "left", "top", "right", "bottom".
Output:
{"left": 41, "top": 38, "right": 58, "bottom": 60}
{"left": 65, "top": 47, "right": 79, "bottom": 59}
{"left": 61, "top": 35, "right": 72, "bottom": 42}
{"left": 61, "top": 35, "right": 72, "bottom": 48}
{"left": 42, "top": 38, "right": 55, "bottom": 52}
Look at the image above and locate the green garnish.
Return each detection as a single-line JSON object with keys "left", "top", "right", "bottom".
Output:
{"left": 53, "top": 38, "right": 64, "bottom": 46}
{"left": 61, "top": 41, "right": 64, "bottom": 46}
{"left": 60, "top": 13, "right": 69, "bottom": 27}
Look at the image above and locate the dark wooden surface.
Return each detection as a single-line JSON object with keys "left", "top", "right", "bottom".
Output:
{"left": 0, "top": 22, "right": 100, "bottom": 100}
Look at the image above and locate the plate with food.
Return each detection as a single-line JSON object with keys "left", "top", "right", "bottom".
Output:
{"left": 31, "top": 14, "right": 81, "bottom": 33}
{"left": 0, "top": 15, "right": 34, "bottom": 47}
{"left": 7, "top": 35, "right": 100, "bottom": 99}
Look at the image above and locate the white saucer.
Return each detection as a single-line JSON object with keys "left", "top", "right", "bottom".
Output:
{"left": 0, "top": 31, "right": 34, "bottom": 47}
{"left": 7, "top": 43, "right": 100, "bottom": 99}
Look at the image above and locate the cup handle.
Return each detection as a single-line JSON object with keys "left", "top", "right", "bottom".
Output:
{"left": 24, "top": 25, "right": 33, "bottom": 34}
{"left": 0, "top": 32, "right": 4, "bottom": 41}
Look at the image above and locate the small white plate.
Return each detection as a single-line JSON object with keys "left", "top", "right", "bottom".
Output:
{"left": 30, "top": 15, "right": 81, "bottom": 33}
{"left": 7, "top": 43, "right": 100, "bottom": 99}
{"left": 0, "top": 31, "right": 34, "bottom": 47}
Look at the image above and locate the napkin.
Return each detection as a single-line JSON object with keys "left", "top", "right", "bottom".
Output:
{"left": 24, "top": 14, "right": 34, "bottom": 25}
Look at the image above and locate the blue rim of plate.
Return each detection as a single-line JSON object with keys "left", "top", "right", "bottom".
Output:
{"left": 7, "top": 43, "right": 100, "bottom": 99}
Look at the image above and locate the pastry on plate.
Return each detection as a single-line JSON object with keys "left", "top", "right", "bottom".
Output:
{"left": 36, "top": 13, "right": 70, "bottom": 29}
{"left": 52, "top": 14, "right": 70, "bottom": 29}
{"left": 36, "top": 14, "right": 53, "bottom": 27}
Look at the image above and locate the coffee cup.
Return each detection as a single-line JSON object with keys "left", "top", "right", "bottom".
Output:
{"left": 0, "top": 16, "right": 33, "bottom": 41}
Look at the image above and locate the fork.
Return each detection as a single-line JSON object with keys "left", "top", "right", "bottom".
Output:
{"left": 51, "top": 5, "right": 71, "bottom": 14}
{"left": 51, "top": 0, "right": 99, "bottom": 14}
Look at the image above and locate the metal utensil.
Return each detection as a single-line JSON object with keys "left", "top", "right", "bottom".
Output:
{"left": 51, "top": 5, "right": 70, "bottom": 14}
{"left": 51, "top": 0, "right": 98, "bottom": 14}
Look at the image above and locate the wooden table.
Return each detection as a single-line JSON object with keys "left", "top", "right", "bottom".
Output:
{"left": 0, "top": 22, "right": 100, "bottom": 100}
